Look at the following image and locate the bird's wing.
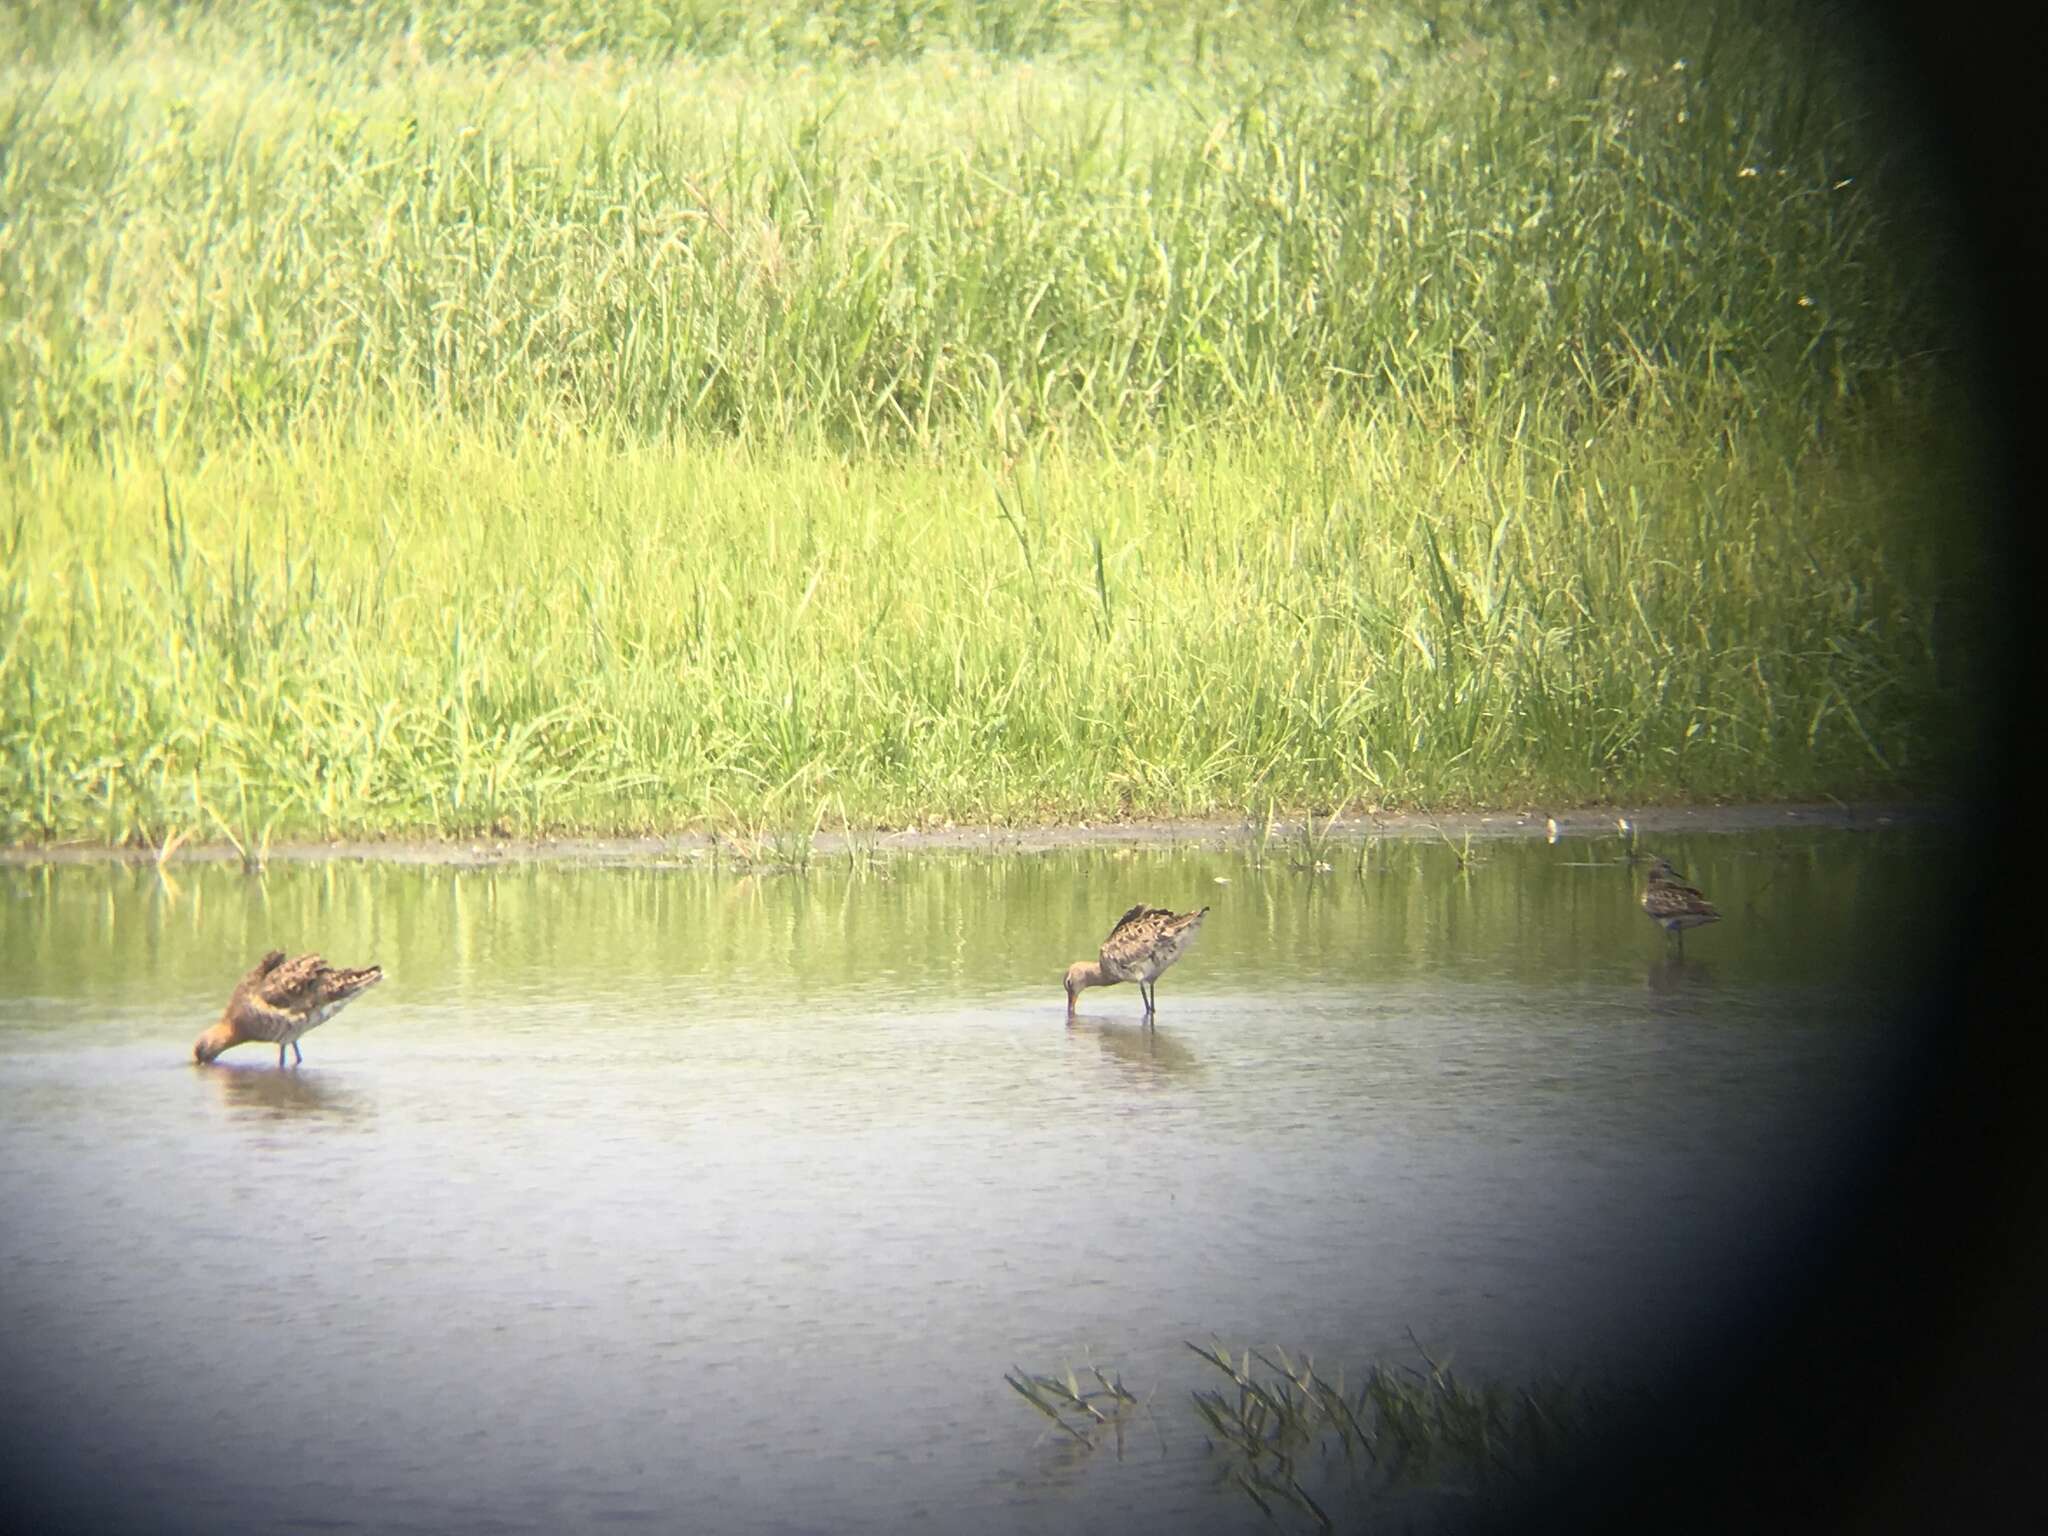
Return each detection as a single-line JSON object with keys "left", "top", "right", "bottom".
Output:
{"left": 1106, "top": 904, "right": 1168, "bottom": 941}
{"left": 225, "top": 952, "right": 323, "bottom": 1033}
{"left": 1645, "top": 883, "right": 1715, "bottom": 920}
{"left": 255, "top": 953, "right": 330, "bottom": 1007}
{"left": 1100, "top": 910, "right": 1160, "bottom": 972}
{"left": 1101, "top": 906, "right": 1208, "bottom": 973}
{"left": 232, "top": 950, "right": 289, "bottom": 995}
{"left": 224, "top": 951, "right": 383, "bottom": 1039}
{"left": 223, "top": 950, "right": 294, "bottom": 1027}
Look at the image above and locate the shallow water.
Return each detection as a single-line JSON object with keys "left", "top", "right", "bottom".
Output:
{"left": 0, "top": 829, "right": 1953, "bottom": 1533}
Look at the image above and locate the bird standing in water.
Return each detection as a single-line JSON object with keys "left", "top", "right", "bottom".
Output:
{"left": 1064, "top": 904, "right": 1209, "bottom": 1021}
{"left": 1641, "top": 857, "right": 1720, "bottom": 950}
{"left": 193, "top": 951, "right": 384, "bottom": 1067}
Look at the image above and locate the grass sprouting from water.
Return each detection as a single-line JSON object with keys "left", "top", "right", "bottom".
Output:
{"left": 1005, "top": 1361, "right": 1147, "bottom": 1459}
{"left": 0, "top": 1, "right": 1990, "bottom": 845}
{"left": 1011, "top": 1338, "right": 1604, "bottom": 1531}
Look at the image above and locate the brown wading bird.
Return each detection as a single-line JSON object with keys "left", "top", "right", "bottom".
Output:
{"left": 1641, "top": 857, "right": 1721, "bottom": 949}
{"left": 1064, "top": 904, "right": 1210, "bottom": 1021}
{"left": 193, "top": 951, "right": 384, "bottom": 1068}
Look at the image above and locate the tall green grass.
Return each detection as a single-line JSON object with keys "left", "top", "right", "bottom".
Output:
{"left": 0, "top": 408, "right": 1976, "bottom": 843}
{"left": 0, "top": 1, "right": 1988, "bottom": 844}
{"left": 0, "top": 0, "right": 1945, "bottom": 452}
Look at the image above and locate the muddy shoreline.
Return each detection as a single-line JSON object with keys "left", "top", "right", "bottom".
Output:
{"left": 0, "top": 801, "right": 1952, "bottom": 868}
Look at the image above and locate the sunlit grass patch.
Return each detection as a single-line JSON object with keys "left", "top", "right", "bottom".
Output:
{"left": 0, "top": 0, "right": 1991, "bottom": 844}
{"left": 0, "top": 398, "right": 1978, "bottom": 845}
{"left": 0, "top": 1, "right": 1955, "bottom": 455}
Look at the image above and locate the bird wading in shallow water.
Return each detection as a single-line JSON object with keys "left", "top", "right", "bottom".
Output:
{"left": 1641, "top": 857, "right": 1720, "bottom": 951}
{"left": 1064, "top": 904, "right": 1209, "bottom": 1021}
{"left": 193, "top": 951, "right": 384, "bottom": 1068}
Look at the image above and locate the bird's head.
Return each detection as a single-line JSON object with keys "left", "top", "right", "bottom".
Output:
{"left": 193, "top": 1019, "right": 234, "bottom": 1065}
{"left": 1063, "top": 962, "right": 1095, "bottom": 1016}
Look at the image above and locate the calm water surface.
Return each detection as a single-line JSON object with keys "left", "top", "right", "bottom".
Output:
{"left": 0, "top": 830, "right": 1951, "bottom": 1532}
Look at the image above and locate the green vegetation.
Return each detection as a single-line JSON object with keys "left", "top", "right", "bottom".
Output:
{"left": 1011, "top": 1339, "right": 1603, "bottom": 1530}
{"left": 0, "top": 1, "right": 1986, "bottom": 845}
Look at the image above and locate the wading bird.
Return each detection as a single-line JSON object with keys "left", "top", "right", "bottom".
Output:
{"left": 193, "top": 951, "right": 384, "bottom": 1068}
{"left": 1641, "top": 857, "right": 1720, "bottom": 950}
{"left": 1064, "top": 904, "right": 1209, "bottom": 1021}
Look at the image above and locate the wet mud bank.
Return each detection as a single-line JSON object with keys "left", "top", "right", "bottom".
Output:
{"left": 0, "top": 801, "right": 1952, "bottom": 868}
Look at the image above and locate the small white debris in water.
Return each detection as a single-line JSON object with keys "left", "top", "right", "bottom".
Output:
{"left": 1546, "top": 817, "right": 1559, "bottom": 844}
{"left": 1213, "top": 876, "right": 1230, "bottom": 884}
{"left": 1314, "top": 861, "right": 1332, "bottom": 872}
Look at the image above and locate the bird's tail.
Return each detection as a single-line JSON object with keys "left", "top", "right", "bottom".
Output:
{"left": 327, "top": 964, "right": 385, "bottom": 999}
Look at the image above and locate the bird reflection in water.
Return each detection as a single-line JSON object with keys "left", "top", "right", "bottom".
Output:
{"left": 1646, "top": 951, "right": 1715, "bottom": 996}
{"left": 1065, "top": 1017, "right": 1202, "bottom": 1085}
{"left": 200, "top": 1060, "right": 366, "bottom": 1121}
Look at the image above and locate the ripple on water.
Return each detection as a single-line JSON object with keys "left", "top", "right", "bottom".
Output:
{"left": 0, "top": 829, "right": 1952, "bottom": 1533}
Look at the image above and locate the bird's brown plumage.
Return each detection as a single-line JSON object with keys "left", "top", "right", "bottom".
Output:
{"left": 193, "top": 950, "right": 384, "bottom": 1066}
{"left": 1641, "top": 857, "right": 1720, "bottom": 935}
{"left": 1065, "top": 904, "right": 1209, "bottom": 1019}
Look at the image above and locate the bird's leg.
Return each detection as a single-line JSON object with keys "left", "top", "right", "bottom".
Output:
{"left": 1141, "top": 982, "right": 1156, "bottom": 1016}
{"left": 292, "top": 1040, "right": 303, "bottom": 1065}
{"left": 278, "top": 1042, "right": 288, "bottom": 1069}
